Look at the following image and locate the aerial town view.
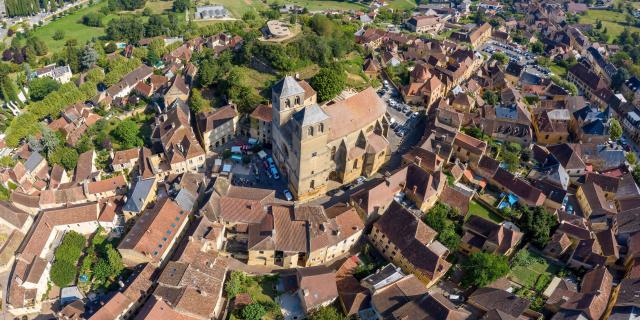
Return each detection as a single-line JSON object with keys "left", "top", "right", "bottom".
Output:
{"left": 2, "top": 0, "right": 640, "bottom": 319}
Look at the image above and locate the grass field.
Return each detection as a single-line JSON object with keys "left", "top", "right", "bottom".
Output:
{"left": 549, "top": 63, "right": 567, "bottom": 77}
{"left": 509, "top": 250, "right": 561, "bottom": 289}
{"left": 144, "top": 0, "right": 174, "bottom": 14}
{"left": 267, "top": 0, "right": 368, "bottom": 12}
{"left": 579, "top": 9, "right": 640, "bottom": 43}
{"left": 387, "top": 0, "right": 417, "bottom": 10}
{"left": 467, "top": 200, "right": 503, "bottom": 223}
{"left": 196, "top": 0, "right": 266, "bottom": 18}
{"left": 31, "top": 1, "right": 114, "bottom": 53}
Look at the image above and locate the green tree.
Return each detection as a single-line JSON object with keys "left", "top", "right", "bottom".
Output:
{"left": 50, "top": 260, "right": 77, "bottom": 287}
{"left": 530, "top": 41, "right": 544, "bottom": 54}
{"left": 189, "top": 88, "right": 208, "bottom": 113}
{"left": 241, "top": 303, "right": 267, "bottom": 320}
{"left": 106, "top": 16, "right": 145, "bottom": 43}
{"left": 491, "top": 52, "right": 509, "bottom": 65}
{"left": 627, "top": 152, "right": 637, "bottom": 165}
{"left": 173, "top": 0, "right": 190, "bottom": 12}
{"left": 610, "top": 119, "right": 623, "bottom": 141}
{"left": 28, "top": 77, "right": 61, "bottom": 101}
{"left": 53, "top": 30, "right": 65, "bottom": 41}
{"left": 49, "top": 146, "right": 79, "bottom": 171}
{"left": 309, "top": 306, "right": 345, "bottom": 320}
{"left": 225, "top": 271, "right": 246, "bottom": 299}
{"left": 482, "top": 90, "right": 499, "bottom": 105}
{"left": 516, "top": 206, "right": 557, "bottom": 248}
{"left": 82, "top": 12, "right": 105, "bottom": 27}
{"left": 80, "top": 46, "right": 99, "bottom": 71}
{"left": 633, "top": 166, "right": 640, "bottom": 185}
{"left": 0, "top": 156, "right": 16, "bottom": 168}
{"left": 111, "top": 119, "right": 143, "bottom": 149}
{"left": 460, "top": 252, "right": 510, "bottom": 288}
{"left": 310, "top": 66, "right": 347, "bottom": 102}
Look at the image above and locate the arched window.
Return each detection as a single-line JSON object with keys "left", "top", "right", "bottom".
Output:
{"left": 319, "top": 123, "right": 324, "bottom": 133}
{"left": 308, "top": 126, "right": 314, "bottom": 136}
{"left": 353, "top": 159, "right": 359, "bottom": 169}
{"left": 310, "top": 180, "right": 315, "bottom": 189}
{"left": 331, "top": 146, "right": 336, "bottom": 158}
{"left": 295, "top": 96, "right": 301, "bottom": 105}
{"left": 285, "top": 99, "right": 291, "bottom": 108}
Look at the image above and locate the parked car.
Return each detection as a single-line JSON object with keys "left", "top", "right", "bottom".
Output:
{"left": 267, "top": 157, "right": 275, "bottom": 166}
{"left": 283, "top": 189, "right": 293, "bottom": 201}
{"left": 390, "top": 122, "right": 398, "bottom": 129}
{"left": 271, "top": 166, "right": 280, "bottom": 180}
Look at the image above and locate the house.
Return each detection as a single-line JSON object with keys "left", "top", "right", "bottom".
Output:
{"left": 88, "top": 264, "right": 156, "bottom": 320}
{"left": 122, "top": 177, "right": 157, "bottom": 219}
{"left": 265, "top": 20, "right": 291, "bottom": 39}
{"left": 163, "top": 76, "right": 190, "bottom": 108}
{"left": 469, "top": 23, "right": 492, "bottom": 48}
{"left": 117, "top": 197, "right": 191, "bottom": 267}
{"left": 194, "top": 5, "right": 229, "bottom": 20}
{"left": 452, "top": 132, "right": 486, "bottom": 166}
{"left": 85, "top": 175, "right": 128, "bottom": 201}
{"left": 406, "top": 15, "right": 444, "bottom": 34}
{"left": 459, "top": 216, "right": 523, "bottom": 256}
{"left": 33, "top": 64, "right": 72, "bottom": 83}
{"left": 491, "top": 168, "right": 546, "bottom": 207}
{"left": 468, "top": 278, "right": 533, "bottom": 318}
{"left": 111, "top": 148, "right": 140, "bottom": 172}
{"left": 369, "top": 202, "right": 451, "bottom": 287}
{"left": 296, "top": 266, "right": 339, "bottom": 313}
{"left": 196, "top": 104, "right": 240, "bottom": 153}
{"left": 246, "top": 202, "right": 364, "bottom": 268}
{"left": 480, "top": 102, "right": 533, "bottom": 146}
{"left": 138, "top": 236, "right": 227, "bottom": 319}
{"left": 74, "top": 150, "right": 97, "bottom": 183}
{"left": 101, "top": 65, "right": 154, "bottom": 105}
{"left": 151, "top": 99, "right": 206, "bottom": 174}
{"left": 567, "top": 63, "right": 613, "bottom": 108}
{"left": 249, "top": 104, "right": 272, "bottom": 145}
{"left": 546, "top": 267, "right": 612, "bottom": 320}
{"left": 7, "top": 201, "right": 119, "bottom": 315}
{"left": 622, "top": 76, "right": 640, "bottom": 105}
{"left": 533, "top": 109, "right": 571, "bottom": 144}
{"left": 575, "top": 182, "right": 616, "bottom": 220}
{"left": 370, "top": 274, "right": 427, "bottom": 318}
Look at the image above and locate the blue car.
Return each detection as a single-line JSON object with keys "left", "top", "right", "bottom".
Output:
{"left": 270, "top": 166, "right": 280, "bottom": 180}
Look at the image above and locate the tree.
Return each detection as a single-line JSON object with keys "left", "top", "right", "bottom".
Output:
{"left": 610, "top": 119, "right": 623, "bottom": 141}
{"left": 173, "top": 0, "right": 190, "bottom": 12}
{"left": 530, "top": 41, "right": 544, "bottom": 54}
{"left": 627, "top": 152, "right": 637, "bottom": 165}
{"left": 80, "top": 46, "right": 99, "bottom": 71}
{"left": 112, "top": 119, "right": 143, "bottom": 149}
{"left": 104, "top": 42, "right": 118, "bottom": 54}
{"left": 225, "top": 271, "right": 246, "bottom": 299}
{"left": 633, "top": 166, "right": 640, "bottom": 185}
{"left": 460, "top": 252, "right": 510, "bottom": 288}
{"left": 53, "top": 30, "right": 65, "bottom": 41}
{"left": 491, "top": 52, "right": 508, "bottom": 65}
{"left": 82, "top": 12, "right": 105, "bottom": 27}
{"left": 189, "top": 88, "right": 208, "bottom": 113}
{"left": 310, "top": 66, "right": 347, "bottom": 102}
{"left": 309, "top": 306, "right": 345, "bottom": 320}
{"left": 50, "top": 260, "right": 77, "bottom": 287}
{"left": 49, "top": 146, "right": 79, "bottom": 171}
{"left": 482, "top": 90, "right": 499, "bottom": 105}
{"left": 106, "top": 16, "right": 145, "bottom": 43}
{"left": 423, "top": 203, "right": 461, "bottom": 251}
{"left": 0, "top": 156, "right": 16, "bottom": 168}
{"left": 241, "top": 303, "right": 267, "bottom": 320}
{"left": 28, "top": 77, "right": 60, "bottom": 101}
{"left": 516, "top": 206, "right": 557, "bottom": 248}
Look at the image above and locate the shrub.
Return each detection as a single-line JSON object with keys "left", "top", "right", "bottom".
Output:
{"left": 50, "top": 260, "right": 76, "bottom": 287}
{"left": 241, "top": 303, "right": 267, "bottom": 320}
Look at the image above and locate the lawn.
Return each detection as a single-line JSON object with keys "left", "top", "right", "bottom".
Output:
{"left": 509, "top": 250, "right": 562, "bottom": 290}
{"left": 31, "top": 1, "right": 118, "bottom": 53}
{"left": 228, "top": 273, "right": 282, "bottom": 320}
{"left": 467, "top": 200, "right": 503, "bottom": 223}
{"left": 195, "top": 0, "right": 266, "bottom": 18}
{"left": 144, "top": 0, "right": 174, "bottom": 14}
{"left": 579, "top": 9, "right": 640, "bottom": 43}
{"left": 266, "top": 0, "right": 368, "bottom": 11}
{"left": 235, "top": 66, "right": 278, "bottom": 98}
{"left": 549, "top": 63, "right": 567, "bottom": 77}
{"left": 387, "top": 0, "right": 417, "bottom": 10}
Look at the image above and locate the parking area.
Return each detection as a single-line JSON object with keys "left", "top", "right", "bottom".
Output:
{"left": 377, "top": 81, "right": 420, "bottom": 152}
{"left": 480, "top": 40, "right": 536, "bottom": 66}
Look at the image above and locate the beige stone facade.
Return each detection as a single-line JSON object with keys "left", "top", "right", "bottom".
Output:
{"left": 271, "top": 77, "right": 390, "bottom": 201}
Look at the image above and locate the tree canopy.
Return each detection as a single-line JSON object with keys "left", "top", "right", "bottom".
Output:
{"left": 516, "top": 205, "right": 558, "bottom": 248}
{"left": 111, "top": 119, "right": 143, "bottom": 149}
{"left": 310, "top": 66, "right": 347, "bottom": 102}
{"left": 28, "top": 77, "right": 61, "bottom": 101}
{"left": 609, "top": 119, "right": 623, "bottom": 141}
{"left": 460, "top": 252, "right": 510, "bottom": 288}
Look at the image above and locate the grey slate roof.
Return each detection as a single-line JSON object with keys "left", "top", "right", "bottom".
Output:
{"left": 175, "top": 188, "right": 197, "bottom": 212}
{"left": 272, "top": 76, "right": 305, "bottom": 98}
{"left": 124, "top": 177, "right": 156, "bottom": 213}
{"left": 24, "top": 152, "right": 44, "bottom": 172}
{"left": 293, "top": 104, "right": 329, "bottom": 127}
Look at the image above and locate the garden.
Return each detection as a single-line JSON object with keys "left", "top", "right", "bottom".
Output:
{"left": 225, "top": 271, "right": 282, "bottom": 320}
{"left": 49, "top": 228, "right": 125, "bottom": 295}
{"left": 509, "top": 249, "right": 565, "bottom": 311}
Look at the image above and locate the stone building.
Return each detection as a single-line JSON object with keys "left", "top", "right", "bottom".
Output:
{"left": 271, "top": 76, "right": 389, "bottom": 200}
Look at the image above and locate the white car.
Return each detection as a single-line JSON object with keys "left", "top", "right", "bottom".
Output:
{"left": 283, "top": 189, "right": 293, "bottom": 201}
